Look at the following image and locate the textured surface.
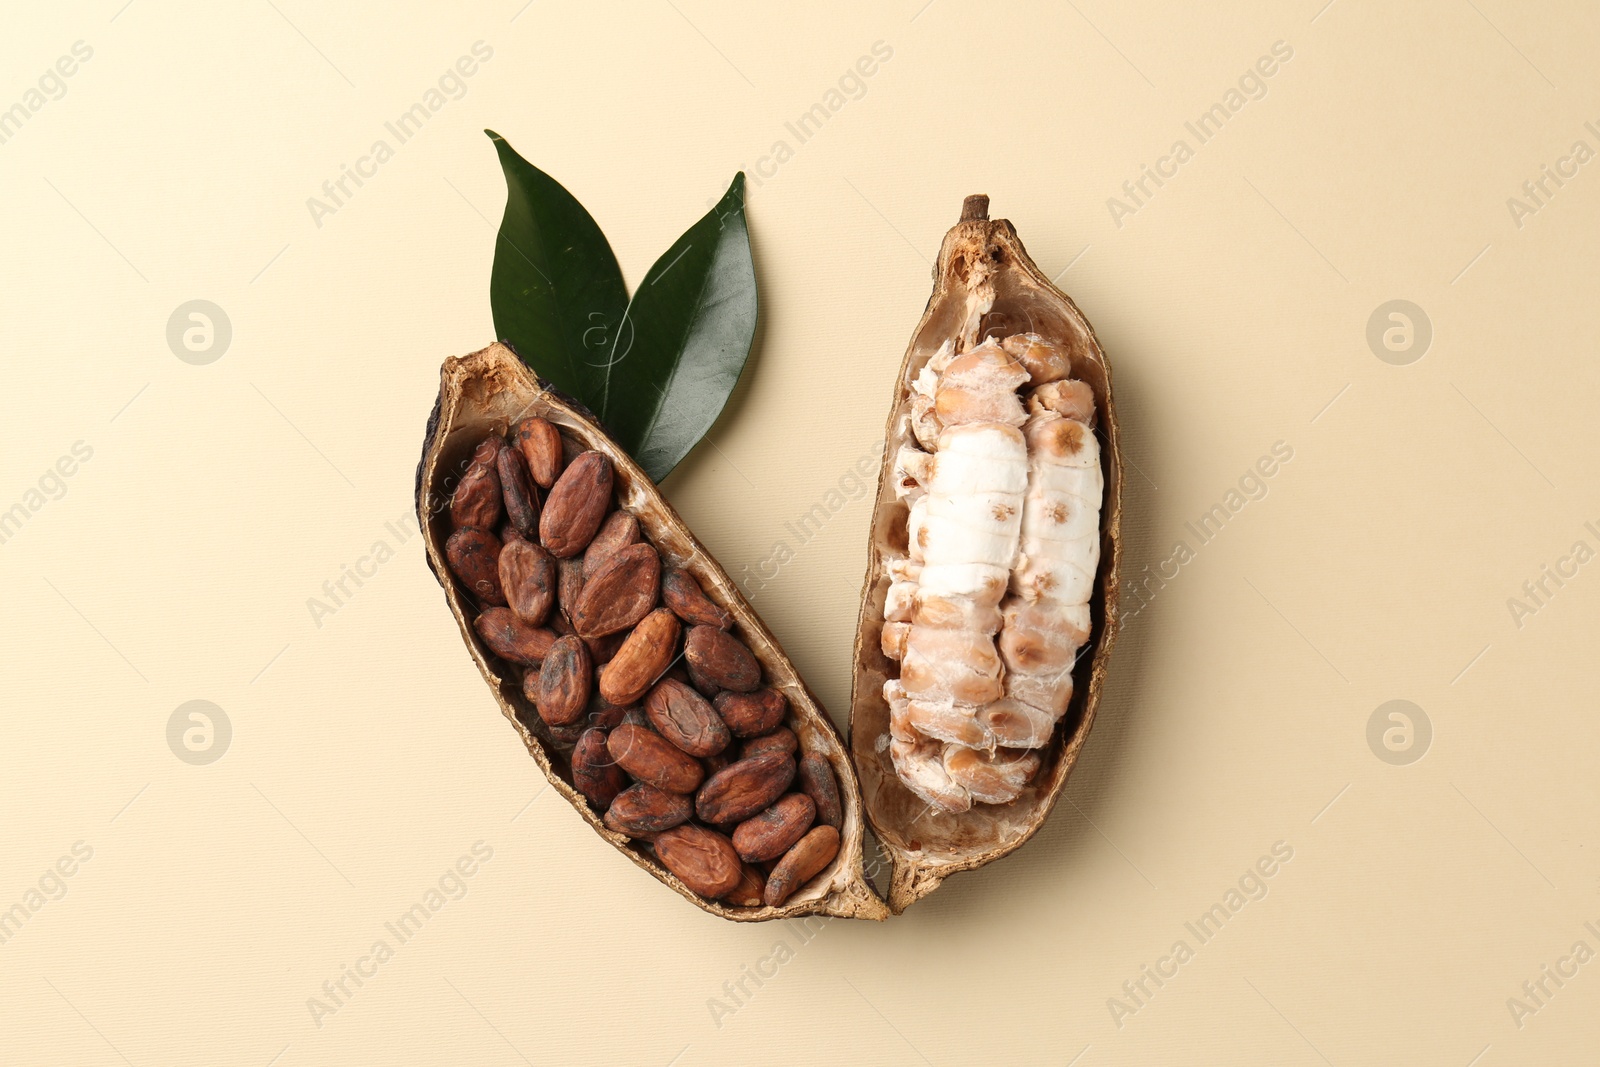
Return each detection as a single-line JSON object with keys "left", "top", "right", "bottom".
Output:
{"left": 5, "top": 2, "right": 1600, "bottom": 1063}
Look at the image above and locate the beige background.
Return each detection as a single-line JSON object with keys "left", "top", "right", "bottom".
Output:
{"left": 4, "top": 0, "right": 1598, "bottom": 1063}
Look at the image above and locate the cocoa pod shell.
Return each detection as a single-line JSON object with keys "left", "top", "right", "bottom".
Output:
{"left": 498, "top": 538, "right": 557, "bottom": 625}
{"left": 572, "top": 542, "right": 660, "bottom": 638}
{"left": 644, "top": 677, "right": 730, "bottom": 758}
{"left": 445, "top": 527, "right": 506, "bottom": 606}
{"left": 510, "top": 415, "right": 564, "bottom": 489}
{"left": 534, "top": 635, "right": 591, "bottom": 726}
{"left": 685, "top": 626, "right": 761, "bottom": 692}
{"left": 607, "top": 723, "right": 703, "bottom": 794}
{"left": 733, "top": 793, "right": 816, "bottom": 863}
{"left": 473, "top": 608, "right": 557, "bottom": 666}
{"left": 661, "top": 567, "right": 733, "bottom": 629}
{"left": 696, "top": 752, "right": 795, "bottom": 825}
{"left": 764, "top": 825, "right": 841, "bottom": 907}
{"left": 604, "top": 782, "right": 692, "bottom": 835}
{"left": 539, "top": 450, "right": 612, "bottom": 557}
{"left": 714, "top": 688, "right": 787, "bottom": 738}
{"left": 418, "top": 343, "right": 884, "bottom": 921}
{"left": 654, "top": 825, "right": 742, "bottom": 899}
{"left": 849, "top": 197, "right": 1122, "bottom": 912}
{"left": 572, "top": 728, "right": 627, "bottom": 809}
{"left": 598, "top": 608, "right": 680, "bottom": 707}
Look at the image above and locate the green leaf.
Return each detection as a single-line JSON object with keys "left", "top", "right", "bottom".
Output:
{"left": 602, "top": 173, "right": 758, "bottom": 482}
{"left": 487, "top": 130, "right": 629, "bottom": 412}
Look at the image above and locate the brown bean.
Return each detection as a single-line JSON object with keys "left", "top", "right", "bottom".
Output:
{"left": 445, "top": 527, "right": 506, "bottom": 605}
{"left": 450, "top": 438, "right": 504, "bottom": 530}
{"left": 572, "top": 728, "right": 627, "bottom": 809}
{"left": 496, "top": 442, "right": 539, "bottom": 536}
{"left": 714, "top": 688, "right": 787, "bottom": 738}
{"left": 498, "top": 538, "right": 557, "bottom": 625}
{"left": 654, "top": 825, "right": 742, "bottom": 898}
{"left": 539, "top": 450, "right": 613, "bottom": 557}
{"left": 533, "top": 634, "right": 591, "bottom": 726}
{"left": 661, "top": 568, "right": 733, "bottom": 629}
{"left": 606, "top": 723, "right": 703, "bottom": 794}
{"left": 473, "top": 608, "right": 557, "bottom": 665}
{"left": 510, "top": 416, "right": 564, "bottom": 488}
{"left": 740, "top": 727, "right": 798, "bottom": 761}
{"left": 582, "top": 510, "right": 640, "bottom": 579}
{"left": 695, "top": 752, "right": 796, "bottom": 825}
{"left": 797, "top": 754, "right": 843, "bottom": 830}
{"left": 644, "top": 678, "right": 730, "bottom": 758}
{"left": 721, "top": 863, "right": 767, "bottom": 906}
{"left": 684, "top": 626, "right": 761, "bottom": 692}
{"left": 573, "top": 542, "right": 661, "bottom": 638}
{"left": 732, "top": 793, "right": 816, "bottom": 862}
{"left": 763, "top": 825, "right": 841, "bottom": 907}
{"left": 604, "top": 782, "right": 692, "bottom": 835}
{"left": 598, "top": 608, "right": 681, "bottom": 706}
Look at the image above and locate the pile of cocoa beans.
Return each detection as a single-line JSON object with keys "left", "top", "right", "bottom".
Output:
{"left": 443, "top": 418, "right": 843, "bottom": 907}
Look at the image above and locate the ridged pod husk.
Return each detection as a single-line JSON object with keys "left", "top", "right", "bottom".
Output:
{"left": 418, "top": 343, "right": 887, "bottom": 922}
{"left": 849, "top": 197, "right": 1122, "bottom": 913}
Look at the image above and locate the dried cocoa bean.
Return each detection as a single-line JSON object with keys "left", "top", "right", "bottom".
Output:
{"left": 539, "top": 450, "right": 612, "bottom": 557}
{"left": 510, "top": 415, "right": 564, "bottom": 489}
{"left": 585, "top": 695, "right": 629, "bottom": 732}
{"left": 797, "top": 754, "right": 843, "bottom": 830}
{"left": 653, "top": 825, "right": 742, "bottom": 898}
{"left": 572, "top": 728, "right": 627, "bottom": 809}
{"left": 446, "top": 527, "right": 506, "bottom": 605}
{"left": 740, "top": 727, "right": 797, "bottom": 761}
{"left": 582, "top": 630, "right": 627, "bottom": 666}
{"left": 533, "top": 634, "right": 591, "bottom": 726}
{"left": 598, "top": 608, "right": 681, "bottom": 707}
{"left": 604, "top": 782, "right": 692, "bottom": 836}
{"left": 714, "top": 688, "right": 787, "bottom": 738}
{"left": 644, "top": 678, "right": 730, "bottom": 758}
{"left": 573, "top": 542, "right": 661, "bottom": 638}
{"left": 722, "top": 863, "right": 767, "bottom": 906}
{"left": 498, "top": 538, "right": 557, "bottom": 625}
{"left": 496, "top": 443, "right": 539, "bottom": 536}
{"left": 450, "top": 437, "right": 503, "bottom": 530}
{"left": 695, "top": 752, "right": 796, "bottom": 825}
{"left": 582, "top": 510, "right": 640, "bottom": 579}
{"left": 556, "top": 557, "right": 586, "bottom": 621}
{"left": 661, "top": 568, "right": 733, "bottom": 630}
{"left": 607, "top": 723, "right": 704, "bottom": 794}
{"left": 732, "top": 793, "right": 816, "bottom": 863}
{"left": 763, "top": 825, "right": 840, "bottom": 906}
{"left": 473, "top": 608, "right": 557, "bottom": 665}
{"left": 702, "top": 751, "right": 733, "bottom": 777}
{"left": 685, "top": 626, "right": 761, "bottom": 693}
